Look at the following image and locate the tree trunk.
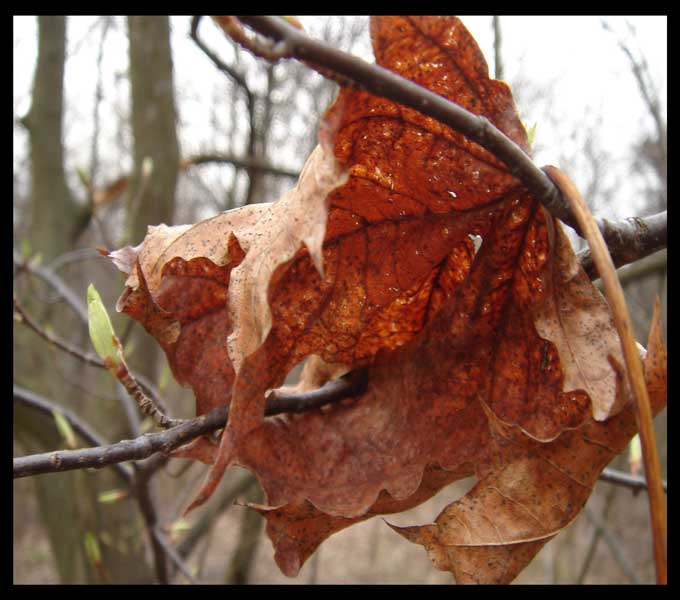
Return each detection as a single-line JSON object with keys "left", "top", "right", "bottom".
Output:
{"left": 125, "top": 15, "right": 180, "bottom": 381}
{"left": 22, "top": 16, "right": 84, "bottom": 257}
{"left": 14, "top": 16, "right": 152, "bottom": 583}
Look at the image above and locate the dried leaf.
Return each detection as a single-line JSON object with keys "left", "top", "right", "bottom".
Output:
{"left": 389, "top": 312, "right": 666, "bottom": 583}
{"left": 109, "top": 15, "right": 666, "bottom": 583}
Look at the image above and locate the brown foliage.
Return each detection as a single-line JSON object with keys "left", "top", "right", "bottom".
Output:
{"left": 110, "top": 16, "right": 666, "bottom": 582}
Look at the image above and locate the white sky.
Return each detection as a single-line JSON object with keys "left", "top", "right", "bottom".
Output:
{"left": 13, "top": 16, "right": 667, "bottom": 222}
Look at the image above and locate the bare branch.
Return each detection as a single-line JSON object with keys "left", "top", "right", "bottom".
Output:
{"left": 13, "top": 384, "right": 132, "bottom": 483}
{"left": 13, "top": 249, "right": 88, "bottom": 324}
{"left": 576, "top": 210, "right": 667, "bottom": 279}
{"left": 190, "top": 15, "right": 260, "bottom": 205}
{"left": 584, "top": 504, "right": 640, "bottom": 584}
{"left": 599, "top": 467, "right": 667, "bottom": 494}
{"left": 14, "top": 384, "right": 188, "bottom": 583}
{"left": 183, "top": 154, "right": 298, "bottom": 179}
{"left": 190, "top": 15, "right": 251, "bottom": 94}
{"left": 13, "top": 369, "right": 368, "bottom": 478}
{"left": 13, "top": 294, "right": 173, "bottom": 418}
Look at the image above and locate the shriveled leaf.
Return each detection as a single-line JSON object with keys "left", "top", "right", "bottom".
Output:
{"left": 389, "top": 314, "right": 666, "bottom": 583}
{"left": 109, "top": 15, "right": 665, "bottom": 584}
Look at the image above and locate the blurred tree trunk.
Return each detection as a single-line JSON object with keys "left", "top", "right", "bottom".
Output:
{"left": 14, "top": 16, "right": 151, "bottom": 583}
{"left": 125, "top": 16, "right": 180, "bottom": 380}
{"left": 21, "top": 16, "right": 84, "bottom": 256}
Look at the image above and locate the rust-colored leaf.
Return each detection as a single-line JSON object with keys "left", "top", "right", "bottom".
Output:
{"left": 109, "top": 15, "right": 666, "bottom": 583}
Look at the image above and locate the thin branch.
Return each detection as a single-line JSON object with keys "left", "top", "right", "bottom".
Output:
{"left": 13, "top": 294, "right": 173, "bottom": 418}
{"left": 132, "top": 472, "right": 168, "bottom": 583}
{"left": 13, "top": 369, "right": 368, "bottom": 478}
{"left": 576, "top": 211, "right": 667, "bottom": 280}
{"left": 13, "top": 384, "right": 132, "bottom": 483}
{"left": 602, "top": 19, "right": 666, "bottom": 159}
{"left": 492, "top": 16, "right": 503, "bottom": 81}
{"left": 90, "top": 153, "right": 299, "bottom": 212}
{"left": 578, "top": 481, "right": 617, "bottom": 584}
{"left": 183, "top": 154, "right": 299, "bottom": 179}
{"left": 107, "top": 355, "right": 185, "bottom": 429}
{"left": 13, "top": 385, "right": 178, "bottom": 583}
{"left": 583, "top": 504, "right": 641, "bottom": 584}
{"left": 176, "top": 470, "right": 256, "bottom": 562}
{"left": 13, "top": 249, "right": 88, "bottom": 324}
{"left": 190, "top": 15, "right": 251, "bottom": 93}
{"left": 221, "top": 16, "right": 667, "bottom": 263}
{"left": 151, "top": 527, "right": 198, "bottom": 583}
{"left": 190, "top": 15, "right": 259, "bottom": 205}
{"left": 15, "top": 296, "right": 103, "bottom": 368}
{"left": 599, "top": 467, "right": 667, "bottom": 494}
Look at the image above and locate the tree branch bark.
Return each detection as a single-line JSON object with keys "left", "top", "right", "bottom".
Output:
{"left": 13, "top": 369, "right": 368, "bottom": 478}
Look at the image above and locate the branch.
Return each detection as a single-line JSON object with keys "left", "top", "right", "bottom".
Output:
{"left": 13, "top": 249, "right": 88, "bottom": 325}
{"left": 13, "top": 294, "right": 173, "bottom": 418}
{"left": 13, "top": 369, "right": 368, "bottom": 478}
{"left": 14, "top": 385, "right": 184, "bottom": 583}
{"left": 576, "top": 211, "right": 667, "bottom": 280}
{"left": 190, "top": 15, "right": 251, "bottom": 94}
{"left": 583, "top": 504, "right": 640, "bottom": 584}
{"left": 90, "top": 153, "right": 299, "bottom": 211}
{"left": 191, "top": 15, "right": 260, "bottom": 205}
{"left": 13, "top": 384, "right": 132, "bottom": 483}
{"left": 599, "top": 467, "right": 667, "bottom": 494}
{"left": 221, "top": 16, "right": 667, "bottom": 261}
{"left": 182, "top": 154, "right": 299, "bottom": 179}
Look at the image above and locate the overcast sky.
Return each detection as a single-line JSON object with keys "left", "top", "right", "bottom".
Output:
{"left": 13, "top": 16, "right": 667, "bottom": 222}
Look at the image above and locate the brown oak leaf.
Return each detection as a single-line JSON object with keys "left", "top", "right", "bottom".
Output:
{"left": 108, "top": 16, "right": 665, "bottom": 583}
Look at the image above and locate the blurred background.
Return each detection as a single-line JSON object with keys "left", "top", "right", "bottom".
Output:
{"left": 13, "top": 16, "right": 666, "bottom": 584}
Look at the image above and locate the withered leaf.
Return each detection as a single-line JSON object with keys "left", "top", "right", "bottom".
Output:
{"left": 389, "top": 309, "right": 666, "bottom": 584}
{"left": 110, "top": 15, "right": 666, "bottom": 583}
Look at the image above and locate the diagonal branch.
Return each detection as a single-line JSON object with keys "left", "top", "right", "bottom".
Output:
{"left": 220, "top": 16, "right": 667, "bottom": 265}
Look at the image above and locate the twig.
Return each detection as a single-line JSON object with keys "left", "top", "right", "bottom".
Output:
{"left": 191, "top": 15, "right": 259, "bottom": 205}
{"left": 578, "top": 482, "right": 618, "bottom": 583}
{"left": 176, "top": 470, "right": 256, "bottom": 562}
{"left": 152, "top": 527, "right": 198, "bottom": 584}
{"left": 13, "top": 249, "right": 88, "bottom": 324}
{"left": 190, "top": 15, "right": 251, "bottom": 93}
{"left": 583, "top": 504, "right": 641, "bottom": 584}
{"left": 132, "top": 471, "right": 168, "bottom": 583}
{"left": 219, "top": 16, "right": 667, "bottom": 264}
{"left": 13, "top": 384, "right": 133, "bottom": 483}
{"left": 183, "top": 154, "right": 298, "bottom": 179}
{"left": 577, "top": 212, "right": 667, "bottom": 280}
{"left": 14, "top": 295, "right": 173, "bottom": 419}
{"left": 14, "top": 295, "right": 106, "bottom": 369}
{"left": 544, "top": 165, "right": 667, "bottom": 584}
{"left": 599, "top": 467, "right": 667, "bottom": 494}
{"left": 13, "top": 385, "right": 178, "bottom": 583}
{"left": 13, "top": 369, "right": 368, "bottom": 478}
{"left": 107, "top": 356, "right": 185, "bottom": 430}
